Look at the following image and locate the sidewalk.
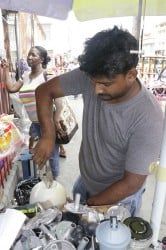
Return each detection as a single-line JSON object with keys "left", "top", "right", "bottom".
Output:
{"left": 57, "top": 95, "right": 166, "bottom": 241}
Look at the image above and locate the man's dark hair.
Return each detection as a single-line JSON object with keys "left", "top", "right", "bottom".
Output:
{"left": 78, "top": 26, "right": 139, "bottom": 78}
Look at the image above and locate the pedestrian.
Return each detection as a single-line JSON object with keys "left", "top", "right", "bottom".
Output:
{"left": 32, "top": 26, "right": 163, "bottom": 216}
{"left": 2, "top": 46, "right": 66, "bottom": 179}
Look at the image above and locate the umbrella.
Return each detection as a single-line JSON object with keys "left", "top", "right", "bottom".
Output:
{"left": 0, "top": 0, "right": 166, "bottom": 246}
{"left": 0, "top": 0, "right": 166, "bottom": 21}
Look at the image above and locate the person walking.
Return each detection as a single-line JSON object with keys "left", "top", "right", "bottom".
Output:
{"left": 32, "top": 27, "right": 163, "bottom": 216}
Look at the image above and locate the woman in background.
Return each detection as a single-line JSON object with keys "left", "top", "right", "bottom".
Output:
{"left": 3, "top": 46, "right": 66, "bottom": 178}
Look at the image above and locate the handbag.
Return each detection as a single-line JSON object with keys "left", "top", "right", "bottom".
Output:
{"left": 14, "top": 177, "right": 41, "bottom": 205}
{"left": 54, "top": 98, "right": 78, "bottom": 144}
{"left": 44, "top": 73, "right": 79, "bottom": 144}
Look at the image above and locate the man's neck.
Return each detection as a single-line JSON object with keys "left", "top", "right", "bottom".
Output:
{"left": 108, "top": 79, "right": 141, "bottom": 104}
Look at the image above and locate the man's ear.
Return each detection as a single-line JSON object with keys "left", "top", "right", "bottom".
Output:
{"left": 127, "top": 68, "right": 137, "bottom": 81}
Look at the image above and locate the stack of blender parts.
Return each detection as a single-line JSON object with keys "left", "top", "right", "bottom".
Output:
{"left": 11, "top": 191, "right": 158, "bottom": 250}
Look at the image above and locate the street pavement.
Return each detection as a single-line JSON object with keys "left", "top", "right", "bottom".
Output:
{"left": 57, "top": 95, "right": 82, "bottom": 197}
{"left": 57, "top": 95, "right": 166, "bottom": 241}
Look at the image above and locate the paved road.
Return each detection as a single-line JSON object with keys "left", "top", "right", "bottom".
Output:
{"left": 57, "top": 96, "right": 82, "bottom": 197}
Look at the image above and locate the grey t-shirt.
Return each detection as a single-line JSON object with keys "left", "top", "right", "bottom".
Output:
{"left": 59, "top": 68, "right": 164, "bottom": 195}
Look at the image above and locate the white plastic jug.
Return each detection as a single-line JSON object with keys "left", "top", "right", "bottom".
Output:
{"left": 96, "top": 216, "right": 131, "bottom": 250}
{"left": 29, "top": 180, "right": 67, "bottom": 208}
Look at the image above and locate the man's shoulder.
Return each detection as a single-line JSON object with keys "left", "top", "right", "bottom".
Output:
{"left": 61, "top": 68, "right": 87, "bottom": 77}
{"left": 60, "top": 68, "right": 90, "bottom": 86}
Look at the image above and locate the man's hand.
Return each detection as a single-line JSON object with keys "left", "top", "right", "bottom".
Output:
{"left": 87, "top": 195, "right": 100, "bottom": 206}
{"left": 30, "top": 137, "right": 55, "bottom": 169}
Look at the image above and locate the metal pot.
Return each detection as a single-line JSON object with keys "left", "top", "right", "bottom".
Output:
{"left": 123, "top": 217, "right": 153, "bottom": 249}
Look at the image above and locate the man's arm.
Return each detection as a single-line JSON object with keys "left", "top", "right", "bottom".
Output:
{"left": 31, "top": 76, "right": 64, "bottom": 166}
{"left": 87, "top": 170, "right": 147, "bottom": 206}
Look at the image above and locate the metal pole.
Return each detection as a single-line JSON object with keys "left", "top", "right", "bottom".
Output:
{"left": 14, "top": 12, "right": 21, "bottom": 78}
{"left": 2, "top": 10, "right": 12, "bottom": 70}
{"left": 31, "top": 14, "right": 34, "bottom": 47}
{"left": 132, "top": 0, "right": 142, "bottom": 43}
{"left": 150, "top": 105, "right": 166, "bottom": 247}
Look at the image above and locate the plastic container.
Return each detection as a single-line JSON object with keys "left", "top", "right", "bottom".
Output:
{"left": 96, "top": 216, "right": 131, "bottom": 250}
{"left": 29, "top": 180, "right": 66, "bottom": 208}
{"left": 106, "top": 204, "right": 131, "bottom": 222}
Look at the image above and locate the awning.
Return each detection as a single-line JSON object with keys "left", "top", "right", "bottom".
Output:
{"left": 0, "top": 0, "right": 166, "bottom": 21}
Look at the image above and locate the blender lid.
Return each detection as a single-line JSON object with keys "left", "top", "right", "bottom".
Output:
{"left": 44, "top": 240, "right": 76, "bottom": 250}
{"left": 106, "top": 204, "right": 131, "bottom": 221}
{"left": 123, "top": 217, "right": 153, "bottom": 241}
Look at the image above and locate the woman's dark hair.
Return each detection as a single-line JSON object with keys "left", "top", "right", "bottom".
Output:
{"left": 34, "top": 46, "right": 51, "bottom": 69}
{"left": 78, "top": 26, "right": 139, "bottom": 78}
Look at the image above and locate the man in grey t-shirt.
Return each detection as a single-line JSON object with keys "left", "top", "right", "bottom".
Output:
{"left": 32, "top": 26, "right": 163, "bottom": 215}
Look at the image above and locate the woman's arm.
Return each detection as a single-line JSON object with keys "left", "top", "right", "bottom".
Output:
{"left": 2, "top": 61, "right": 23, "bottom": 93}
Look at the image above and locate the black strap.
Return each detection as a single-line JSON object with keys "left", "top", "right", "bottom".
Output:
{"left": 43, "top": 71, "right": 48, "bottom": 82}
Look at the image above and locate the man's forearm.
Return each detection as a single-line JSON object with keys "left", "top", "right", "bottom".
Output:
{"left": 87, "top": 180, "right": 133, "bottom": 206}
{"left": 87, "top": 173, "right": 147, "bottom": 206}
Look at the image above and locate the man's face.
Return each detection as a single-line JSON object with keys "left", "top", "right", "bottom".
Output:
{"left": 91, "top": 69, "right": 137, "bottom": 103}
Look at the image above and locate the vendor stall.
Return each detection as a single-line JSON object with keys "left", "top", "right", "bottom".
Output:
{"left": 0, "top": 1, "right": 166, "bottom": 249}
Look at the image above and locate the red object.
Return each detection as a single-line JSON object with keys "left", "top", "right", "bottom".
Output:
{"left": 0, "top": 155, "right": 13, "bottom": 188}
{"left": 0, "top": 67, "right": 12, "bottom": 187}
{"left": 0, "top": 67, "right": 10, "bottom": 114}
